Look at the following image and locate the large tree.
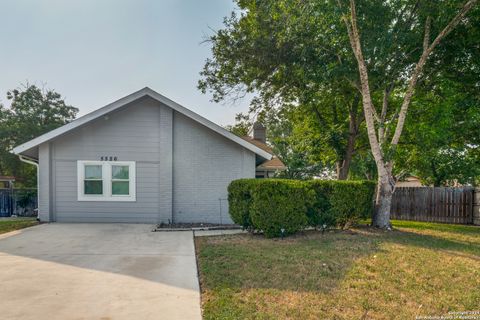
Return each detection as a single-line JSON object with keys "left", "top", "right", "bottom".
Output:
{"left": 201, "top": 0, "right": 479, "bottom": 228}
{"left": 199, "top": 1, "right": 365, "bottom": 179}
{"left": 0, "top": 84, "right": 78, "bottom": 187}
{"left": 342, "top": 0, "right": 478, "bottom": 227}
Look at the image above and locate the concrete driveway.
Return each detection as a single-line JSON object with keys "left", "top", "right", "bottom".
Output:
{"left": 0, "top": 224, "right": 202, "bottom": 320}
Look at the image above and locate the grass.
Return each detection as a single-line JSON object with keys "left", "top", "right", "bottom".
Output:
{"left": 0, "top": 217, "right": 38, "bottom": 234}
{"left": 195, "top": 220, "right": 480, "bottom": 319}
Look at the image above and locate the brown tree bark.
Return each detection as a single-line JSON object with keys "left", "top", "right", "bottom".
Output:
{"left": 342, "top": 0, "right": 478, "bottom": 228}
{"left": 336, "top": 134, "right": 355, "bottom": 180}
{"left": 337, "top": 95, "right": 361, "bottom": 180}
{"left": 313, "top": 96, "right": 362, "bottom": 180}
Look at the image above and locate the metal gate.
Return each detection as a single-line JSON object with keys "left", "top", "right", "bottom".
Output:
{"left": 0, "top": 189, "right": 13, "bottom": 217}
{"left": 0, "top": 189, "right": 37, "bottom": 217}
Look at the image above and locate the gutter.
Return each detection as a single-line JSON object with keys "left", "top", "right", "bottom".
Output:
{"left": 18, "top": 155, "right": 40, "bottom": 220}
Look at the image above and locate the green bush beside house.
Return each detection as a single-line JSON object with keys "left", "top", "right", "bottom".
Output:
{"left": 228, "top": 179, "right": 376, "bottom": 237}
{"left": 309, "top": 180, "right": 376, "bottom": 228}
{"left": 227, "top": 179, "right": 257, "bottom": 230}
{"left": 249, "top": 180, "right": 312, "bottom": 237}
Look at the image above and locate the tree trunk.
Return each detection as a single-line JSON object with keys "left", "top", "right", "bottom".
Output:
{"left": 343, "top": 0, "right": 478, "bottom": 228}
{"left": 337, "top": 95, "right": 361, "bottom": 180}
{"left": 337, "top": 161, "right": 349, "bottom": 180}
{"left": 337, "top": 132, "right": 355, "bottom": 180}
{"left": 372, "top": 169, "right": 394, "bottom": 228}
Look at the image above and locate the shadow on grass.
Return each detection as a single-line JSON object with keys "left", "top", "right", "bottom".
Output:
{"left": 392, "top": 219, "right": 480, "bottom": 236}
{"left": 196, "top": 224, "right": 480, "bottom": 294}
{"left": 382, "top": 227, "right": 480, "bottom": 260}
{"left": 197, "top": 229, "right": 382, "bottom": 293}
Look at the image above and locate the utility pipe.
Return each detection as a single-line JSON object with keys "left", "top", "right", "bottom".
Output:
{"left": 18, "top": 155, "right": 39, "bottom": 220}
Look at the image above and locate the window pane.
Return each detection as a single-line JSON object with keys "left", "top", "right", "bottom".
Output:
{"left": 112, "top": 181, "right": 129, "bottom": 195}
{"left": 85, "top": 165, "right": 102, "bottom": 179}
{"left": 112, "top": 165, "right": 129, "bottom": 179}
{"left": 84, "top": 181, "right": 103, "bottom": 195}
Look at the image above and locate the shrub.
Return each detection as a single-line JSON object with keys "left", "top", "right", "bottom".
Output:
{"left": 227, "top": 179, "right": 256, "bottom": 229}
{"left": 306, "top": 181, "right": 335, "bottom": 227}
{"left": 249, "top": 180, "right": 312, "bottom": 238}
{"left": 227, "top": 178, "right": 376, "bottom": 237}
{"left": 308, "top": 180, "right": 376, "bottom": 229}
{"left": 330, "top": 180, "right": 376, "bottom": 227}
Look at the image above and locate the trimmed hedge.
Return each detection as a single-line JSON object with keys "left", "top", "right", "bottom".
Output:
{"left": 250, "top": 180, "right": 312, "bottom": 237}
{"left": 308, "top": 180, "right": 376, "bottom": 228}
{"left": 228, "top": 179, "right": 376, "bottom": 237}
{"left": 228, "top": 179, "right": 257, "bottom": 230}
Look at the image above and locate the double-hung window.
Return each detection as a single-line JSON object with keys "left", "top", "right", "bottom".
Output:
{"left": 77, "top": 161, "right": 136, "bottom": 201}
{"left": 84, "top": 164, "right": 103, "bottom": 195}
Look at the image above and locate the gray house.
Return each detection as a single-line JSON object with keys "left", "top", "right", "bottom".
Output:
{"left": 13, "top": 87, "right": 271, "bottom": 224}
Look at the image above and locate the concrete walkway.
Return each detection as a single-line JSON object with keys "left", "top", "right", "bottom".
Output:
{"left": 0, "top": 224, "right": 201, "bottom": 320}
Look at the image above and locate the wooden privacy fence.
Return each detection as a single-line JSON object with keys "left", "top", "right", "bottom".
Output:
{"left": 390, "top": 187, "right": 476, "bottom": 225}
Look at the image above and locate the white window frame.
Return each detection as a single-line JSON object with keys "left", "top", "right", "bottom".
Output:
{"left": 77, "top": 160, "right": 136, "bottom": 202}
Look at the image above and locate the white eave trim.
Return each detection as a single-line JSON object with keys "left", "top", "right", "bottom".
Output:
{"left": 12, "top": 87, "right": 272, "bottom": 160}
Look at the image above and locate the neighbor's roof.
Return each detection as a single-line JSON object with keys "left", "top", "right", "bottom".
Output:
{"left": 12, "top": 87, "right": 272, "bottom": 160}
{"left": 241, "top": 136, "right": 286, "bottom": 171}
{"left": 241, "top": 136, "right": 273, "bottom": 154}
{"left": 256, "top": 157, "right": 286, "bottom": 170}
{"left": 0, "top": 176, "right": 16, "bottom": 182}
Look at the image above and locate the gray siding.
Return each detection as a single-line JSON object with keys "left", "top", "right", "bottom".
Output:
{"left": 172, "top": 112, "right": 255, "bottom": 224}
{"left": 158, "top": 106, "right": 173, "bottom": 223}
{"left": 38, "top": 143, "right": 51, "bottom": 221}
{"left": 38, "top": 96, "right": 256, "bottom": 223}
{"left": 49, "top": 97, "right": 165, "bottom": 223}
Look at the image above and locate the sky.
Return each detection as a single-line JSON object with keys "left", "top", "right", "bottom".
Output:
{"left": 0, "top": 0, "right": 248, "bottom": 126}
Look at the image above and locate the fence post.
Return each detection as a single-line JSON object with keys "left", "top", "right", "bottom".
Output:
{"left": 474, "top": 188, "right": 480, "bottom": 226}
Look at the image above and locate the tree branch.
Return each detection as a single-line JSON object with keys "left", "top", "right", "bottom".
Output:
{"left": 378, "top": 83, "right": 394, "bottom": 145}
{"left": 343, "top": 0, "right": 385, "bottom": 172}
{"left": 390, "top": 0, "right": 478, "bottom": 146}
{"left": 423, "top": 16, "right": 432, "bottom": 52}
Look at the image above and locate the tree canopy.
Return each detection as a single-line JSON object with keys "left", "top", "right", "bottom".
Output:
{"left": 199, "top": 0, "right": 367, "bottom": 179}
{"left": 397, "top": 78, "right": 480, "bottom": 186}
{"left": 200, "top": 0, "right": 480, "bottom": 227}
{"left": 199, "top": 0, "right": 479, "bottom": 184}
{"left": 0, "top": 84, "right": 78, "bottom": 187}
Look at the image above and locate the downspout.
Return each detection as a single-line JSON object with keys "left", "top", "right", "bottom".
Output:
{"left": 18, "top": 155, "right": 40, "bottom": 221}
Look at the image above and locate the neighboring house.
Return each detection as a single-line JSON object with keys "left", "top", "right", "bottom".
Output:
{"left": 241, "top": 122, "right": 286, "bottom": 178}
{"left": 396, "top": 176, "right": 424, "bottom": 187}
{"left": 396, "top": 175, "right": 464, "bottom": 187}
{"left": 395, "top": 176, "right": 425, "bottom": 188}
{"left": 12, "top": 87, "right": 272, "bottom": 224}
{"left": 0, "top": 176, "right": 15, "bottom": 189}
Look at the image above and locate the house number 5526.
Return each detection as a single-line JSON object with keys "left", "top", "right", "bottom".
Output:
{"left": 100, "top": 156, "right": 118, "bottom": 161}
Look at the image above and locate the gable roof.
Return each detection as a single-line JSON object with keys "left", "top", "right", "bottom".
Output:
{"left": 12, "top": 87, "right": 272, "bottom": 160}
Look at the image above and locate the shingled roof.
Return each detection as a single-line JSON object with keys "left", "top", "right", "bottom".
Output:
{"left": 241, "top": 136, "right": 286, "bottom": 171}
{"left": 241, "top": 136, "right": 273, "bottom": 154}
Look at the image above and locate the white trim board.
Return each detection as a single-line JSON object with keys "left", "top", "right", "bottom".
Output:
{"left": 77, "top": 160, "right": 136, "bottom": 202}
{"left": 12, "top": 87, "right": 272, "bottom": 160}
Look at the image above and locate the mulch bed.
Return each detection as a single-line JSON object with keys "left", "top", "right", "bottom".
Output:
{"left": 154, "top": 222, "right": 241, "bottom": 231}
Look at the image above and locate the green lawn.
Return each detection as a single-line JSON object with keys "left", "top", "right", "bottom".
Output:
{"left": 195, "top": 220, "right": 480, "bottom": 319}
{"left": 0, "top": 218, "right": 38, "bottom": 234}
